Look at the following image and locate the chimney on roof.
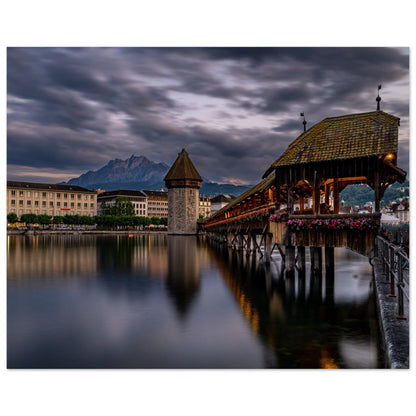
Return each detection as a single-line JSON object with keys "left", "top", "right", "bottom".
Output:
{"left": 376, "top": 84, "right": 382, "bottom": 111}
{"left": 300, "top": 113, "right": 307, "bottom": 132}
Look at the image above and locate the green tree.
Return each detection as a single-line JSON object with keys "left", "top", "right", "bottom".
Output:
{"left": 53, "top": 216, "right": 64, "bottom": 224}
{"left": 20, "top": 213, "right": 37, "bottom": 224}
{"left": 36, "top": 214, "right": 52, "bottom": 226}
{"left": 150, "top": 216, "right": 161, "bottom": 225}
{"left": 7, "top": 213, "right": 18, "bottom": 224}
{"left": 99, "top": 201, "right": 112, "bottom": 216}
{"left": 113, "top": 197, "right": 135, "bottom": 216}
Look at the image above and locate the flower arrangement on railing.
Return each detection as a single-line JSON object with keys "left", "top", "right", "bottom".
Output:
{"left": 286, "top": 217, "right": 380, "bottom": 231}
{"left": 205, "top": 207, "right": 273, "bottom": 227}
{"left": 269, "top": 211, "right": 289, "bottom": 223}
{"left": 237, "top": 207, "right": 272, "bottom": 223}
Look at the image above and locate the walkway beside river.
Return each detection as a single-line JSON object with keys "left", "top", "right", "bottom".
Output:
{"left": 373, "top": 258, "right": 409, "bottom": 368}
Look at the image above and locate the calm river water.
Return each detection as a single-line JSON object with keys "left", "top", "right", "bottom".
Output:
{"left": 7, "top": 234, "right": 382, "bottom": 368}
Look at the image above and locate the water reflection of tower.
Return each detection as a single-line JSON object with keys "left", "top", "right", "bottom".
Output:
{"left": 166, "top": 236, "right": 200, "bottom": 319}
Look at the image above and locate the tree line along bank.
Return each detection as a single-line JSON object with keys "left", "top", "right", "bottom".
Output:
{"left": 7, "top": 197, "right": 167, "bottom": 230}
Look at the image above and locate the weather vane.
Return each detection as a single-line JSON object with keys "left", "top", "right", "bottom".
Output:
{"left": 300, "top": 112, "right": 307, "bottom": 132}
{"left": 376, "top": 84, "right": 382, "bottom": 111}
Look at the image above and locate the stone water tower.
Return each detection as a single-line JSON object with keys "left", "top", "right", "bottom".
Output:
{"left": 164, "top": 149, "right": 202, "bottom": 235}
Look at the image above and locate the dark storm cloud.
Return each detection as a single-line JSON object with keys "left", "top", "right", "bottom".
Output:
{"left": 7, "top": 47, "right": 409, "bottom": 183}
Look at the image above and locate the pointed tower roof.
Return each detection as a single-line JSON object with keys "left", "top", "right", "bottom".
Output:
{"left": 164, "top": 149, "right": 202, "bottom": 182}
{"left": 164, "top": 149, "right": 202, "bottom": 190}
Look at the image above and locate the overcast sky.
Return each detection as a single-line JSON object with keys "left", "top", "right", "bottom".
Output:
{"left": 7, "top": 47, "right": 409, "bottom": 185}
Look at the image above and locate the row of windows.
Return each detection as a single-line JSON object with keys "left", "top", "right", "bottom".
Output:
{"left": 10, "top": 190, "right": 94, "bottom": 200}
{"left": 10, "top": 200, "right": 94, "bottom": 209}
{"left": 9, "top": 209, "right": 93, "bottom": 216}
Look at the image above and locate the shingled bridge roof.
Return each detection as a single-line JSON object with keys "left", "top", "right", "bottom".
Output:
{"left": 263, "top": 111, "right": 400, "bottom": 178}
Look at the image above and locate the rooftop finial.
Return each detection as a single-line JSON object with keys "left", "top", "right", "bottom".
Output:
{"left": 376, "top": 84, "right": 382, "bottom": 111}
{"left": 300, "top": 112, "right": 307, "bottom": 132}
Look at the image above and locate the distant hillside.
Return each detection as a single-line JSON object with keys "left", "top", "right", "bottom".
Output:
{"left": 60, "top": 154, "right": 252, "bottom": 197}
{"left": 340, "top": 180, "right": 409, "bottom": 207}
{"left": 62, "top": 155, "right": 170, "bottom": 188}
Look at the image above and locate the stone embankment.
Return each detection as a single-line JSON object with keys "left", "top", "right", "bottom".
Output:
{"left": 373, "top": 258, "right": 409, "bottom": 369}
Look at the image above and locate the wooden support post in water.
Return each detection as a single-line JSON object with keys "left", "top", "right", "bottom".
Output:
{"left": 311, "top": 246, "right": 322, "bottom": 274}
{"left": 297, "top": 246, "right": 306, "bottom": 271}
{"left": 325, "top": 247, "right": 335, "bottom": 303}
{"left": 246, "top": 232, "right": 252, "bottom": 256}
{"left": 227, "top": 232, "right": 233, "bottom": 248}
{"left": 264, "top": 232, "right": 273, "bottom": 264}
{"left": 310, "top": 246, "right": 315, "bottom": 270}
{"left": 285, "top": 245, "right": 296, "bottom": 273}
{"left": 325, "top": 247, "right": 334, "bottom": 271}
{"left": 237, "top": 233, "right": 243, "bottom": 252}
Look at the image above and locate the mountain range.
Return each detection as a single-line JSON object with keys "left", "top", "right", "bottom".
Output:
{"left": 60, "top": 155, "right": 252, "bottom": 196}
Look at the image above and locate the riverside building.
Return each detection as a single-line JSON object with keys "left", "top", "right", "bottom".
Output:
{"left": 199, "top": 196, "right": 211, "bottom": 218}
{"left": 97, "top": 189, "right": 148, "bottom": 216}
{"left": 143, "top": 190, "right": 169, "bottom": 218}
{"left": 7, "top": 181, "right": 97, "bottom": 217}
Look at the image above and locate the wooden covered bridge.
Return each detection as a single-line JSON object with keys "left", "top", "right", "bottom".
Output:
{"left": 202, "top": 110, "right": 406, "bottom": 273}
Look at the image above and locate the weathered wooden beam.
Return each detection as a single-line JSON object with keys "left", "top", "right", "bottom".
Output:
{"left": 333, "top": 178, "right": 339, "bottom": 214}
{"left": 264, "top": 232, "right": 273, "bottom": 264}
{"left": 297, "top": 246, "right": 306, "bottom": 271}
{"left": 285, "top": 245, "right": 296, "bottom": 272}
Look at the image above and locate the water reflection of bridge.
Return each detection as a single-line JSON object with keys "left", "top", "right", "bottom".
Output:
{"left": 203, "top": 110, "right": 406, "bottom": 272}
{"left": 205, "top": 240, "right": 380, "bottom": 368}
